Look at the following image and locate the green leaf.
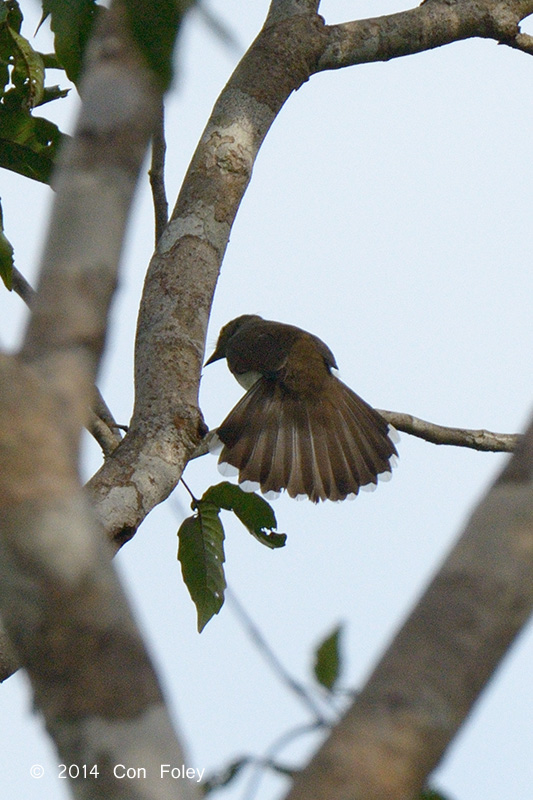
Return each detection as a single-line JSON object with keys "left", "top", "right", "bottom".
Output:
{"left": 8, "top": 28, "right": 44, "bottom": 107}
{"left": 420, "top": 790, "right": 452, "bottom": 800}
{"left": 0, "top": 200, "right": 13, "bottom": 289}
{"left": 0, "top": 107, "right": 65, "bottom": 182}
{"left": 0, "top": 2, "right": 23, "bottom": 98}
{"left": 123, "top": 0, "right": 193, "bottom": 90}
{"left": 40, "top": 0, "right": 101, "bottom": 84}
{"left": 177, "top": 500, "right": 226, "bottom": 632}
{"left": 177, "top": 482, "right": 285, "bottom": 630}
{"left": 39, "top": 51, "right": 63, "bottom": 70}
{"left": 3, "top": 1, "right": 22, "bottom": 34}
{"left": 0, "top": 2, "right": 46, "bottom": 109}
{"left": 313, "top": 624, "right": 343, "bottom": 692}
{"left": 203, "top": 482, "right": 286, "bottom": 549}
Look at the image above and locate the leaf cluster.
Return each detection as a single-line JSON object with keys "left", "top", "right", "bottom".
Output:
{"left": 0, "top": 0, "right": 190, "bottom": 289}
{"left": 0, "top": 0, "right": 74, "bottom": 288}
{"left": 177, "top": 482, "right": 286, "bottom": 632}
{"left": 0, "top": 0, "right": 70, "bottom": 191}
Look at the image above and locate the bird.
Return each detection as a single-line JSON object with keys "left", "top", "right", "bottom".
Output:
{"left": 204, "top": 315, "right": 398, "bottom": 502}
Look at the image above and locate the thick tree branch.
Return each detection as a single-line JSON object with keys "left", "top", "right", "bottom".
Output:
{"left": 284, "top": 409, "right": 533, "bottom": 800}
{"left": 0, "top": 355, "right": 194, "bottom": 799}
{"left": 0, "top": 2, "right": 198, "bottom": 797}
{"left": 318, "top": 0, "right": 533, "bottom": 71}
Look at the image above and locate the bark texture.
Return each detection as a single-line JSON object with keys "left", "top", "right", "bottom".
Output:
{"left": 0, "top": 3, "right": 198, "bottom": 798}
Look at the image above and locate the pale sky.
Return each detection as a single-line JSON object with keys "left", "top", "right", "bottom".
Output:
{"left": 1, "top": 2, "right": 532, "bottom": 799}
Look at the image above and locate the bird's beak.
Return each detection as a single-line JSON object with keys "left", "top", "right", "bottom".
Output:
{"left": 204, "top": 347, "right": 223, "bottom": 367}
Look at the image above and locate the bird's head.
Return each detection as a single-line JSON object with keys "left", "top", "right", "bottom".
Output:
{"left": 205, "top": 315, "right": 263, "bottom": 365}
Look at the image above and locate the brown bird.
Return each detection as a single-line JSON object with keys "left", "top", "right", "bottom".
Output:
{"left": 205, "top": 315, "right": 398, "bottom": 502}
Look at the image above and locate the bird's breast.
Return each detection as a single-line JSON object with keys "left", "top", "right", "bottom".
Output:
{"left": 234, "top": 370, "right": 263, "bottom": 390}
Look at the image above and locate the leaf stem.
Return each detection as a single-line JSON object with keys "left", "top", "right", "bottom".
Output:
{"left": 180, "top": 477, "right": 198, "bottom": 503}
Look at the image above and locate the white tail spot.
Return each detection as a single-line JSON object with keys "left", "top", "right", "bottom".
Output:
{"left": 388, "top": 425, "right": 401, "bottom": 444}
{"left": 378, "top": 470, "right": 392, "bottom": 483}
{"left": 218, "top": 461, "right": 239, "bottom": 477}
{"left": 263, "top": 490, "right": 281, "bottom": 501}
{"left": 240, "top": 480, "right": 260, "bottom": 493}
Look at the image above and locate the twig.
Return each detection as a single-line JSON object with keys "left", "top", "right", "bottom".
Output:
{"left": 241, "top": 722, "right": 323, "bottom": 800}
{"left": 203, "top": 722, "right": 320, "bottom": 800}
{"left": 180, "top": 477, "right": 197, "bottom": 502}
{"left": 378, "top": 410, "right": 519, "bottom": 453}
{"left": 92, "top": 388, "right": 122, "bottom": 431}
{"left": 226, "top": 586, "right": 331, "bottom": 726}
{"left": 149, "top": 100, "right": 169, "bottom": 245}
{"left": 11, "top": 265, "right": 35, "bottom": 304}
{"left": 195, "top": 1, "right": 243, "bottom": 54}
{"left": 87, "top": 410, "right": 122, "bottom": 456}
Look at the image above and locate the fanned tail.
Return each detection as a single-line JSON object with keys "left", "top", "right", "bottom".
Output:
{"left": 216, "top": 376, "right": 398, "bottom": 503}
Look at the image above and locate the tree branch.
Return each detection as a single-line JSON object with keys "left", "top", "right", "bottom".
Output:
{"left": 149, "top": 100, "right": 169, "bottom": 245}
{"left": 87, "top": 406, "right": 123, "bottom": 457}
{"left": 226, "top": 586, "right": 331, "bottom": 726}
{"left": 318, "top": 0, "right": 533, "bottom": 71}
{"left": 379, "top": 410, "right": 519, "bottom": 453}
{"left": 284, "top": 409, "right": 533, "bottom": 800}
{"left": 10, "top": 264, "right": 35, "bottom": 306}
{"left": 267, "top": 0, "right": 321, "bottom": 24}
{"left": 195, "top": 1, "right": 243, "bottom": 55}
{"left": 0, "top": 3, "right": 198, "bottom": 797}
{"left": 0, "top": 356, "right": 195, "bottom": 798}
